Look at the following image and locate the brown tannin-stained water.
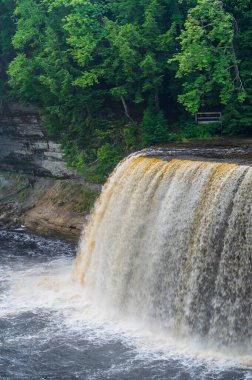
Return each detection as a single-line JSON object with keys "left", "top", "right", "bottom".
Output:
{"left": 1, "top": 153, "right": 252, "bottom": 379}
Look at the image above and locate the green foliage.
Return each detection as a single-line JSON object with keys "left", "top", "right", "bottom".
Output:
{"left": 0, "top": 0, "right": 251, "bottom": 182}
{"left": 140, "top": 107, "right": 176, "bottom": 147}
{"left": 123, "top": 122, "right": 139, "bottom": 149}
{"left": 221, "top": 1, "right": 252, "bottom": 135}
{"left": 176, "top": 121, "right": 221, "bottom": 140}
{"left": 96, "top": 143, "right": 124, "bottom": 178}
{"left": 0, "top": 0, "right": 15, "bottom": 100}
{"left": 170, "top": 0, "right": 246, "bottom": 114}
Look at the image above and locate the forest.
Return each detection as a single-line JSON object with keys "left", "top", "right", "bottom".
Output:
{"left": 0, "top": 0, "right": 251, "bottom": 181}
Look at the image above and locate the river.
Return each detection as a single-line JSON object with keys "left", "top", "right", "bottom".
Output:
{"left": 0, "top": 229, "right": 251, "bottom": 380}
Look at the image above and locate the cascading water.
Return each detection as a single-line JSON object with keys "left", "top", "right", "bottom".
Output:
{"left": 1, "top": 153, "right": 252, "bottom": 378}
{"left": 73, "top": 155, "right": 252, "bottom": 357}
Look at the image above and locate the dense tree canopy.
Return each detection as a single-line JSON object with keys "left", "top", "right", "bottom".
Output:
{"left": 0, "top": 0, "right": 251, "bottom": 180}
{"left": 0, "top": 0, "right": 15, "bottom": 102}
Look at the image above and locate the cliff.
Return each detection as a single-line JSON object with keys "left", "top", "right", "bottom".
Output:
{"left": 0, "top": 103, "right": 74, "bottom": 178}
{"left": 0, "top": 104, "right": 100, "bottom": 239}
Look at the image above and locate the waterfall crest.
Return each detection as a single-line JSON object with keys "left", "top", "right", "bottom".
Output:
{"left": 73, "top": 156, "right": 252, "bottom": 353}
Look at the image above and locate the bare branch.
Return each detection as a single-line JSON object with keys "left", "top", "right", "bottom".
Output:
{"left": 121, "top": 96, "right": 133, "bottom": 121}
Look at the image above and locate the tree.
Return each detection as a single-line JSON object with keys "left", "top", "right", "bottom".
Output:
{"left": 0, "top": 0, "right": 15, "bottom": 106}
{"left": 221, "top": 0, "right": 252, "bottom": 134}
{"left": 171, "top": 0, "right": 246, "bottom": 114}
{"left": 2, "top": 0, "right": 251, "bottom": 181}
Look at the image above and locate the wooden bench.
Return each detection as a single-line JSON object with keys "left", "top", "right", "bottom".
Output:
{"left": 195, "top": 112, "right": 222, "bottom": 124}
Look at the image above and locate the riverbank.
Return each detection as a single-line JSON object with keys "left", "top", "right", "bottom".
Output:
{"left": 1, "top": 139, "right": 252, "bottom": 240}
{"left": 0, "top": 171, "right": 100, "bottom": 240}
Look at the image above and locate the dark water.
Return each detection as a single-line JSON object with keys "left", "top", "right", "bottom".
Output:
{"left": 142, "top": 142, "right": 252, "bottom": 166}
{"left": 0, "top": 230, "right": 251, "bottom": 380}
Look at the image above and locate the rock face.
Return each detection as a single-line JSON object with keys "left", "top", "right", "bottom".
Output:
{"left": 0, "top": 104, "right": 74, "bottom": 178}
{"left": 0, "top": 171, "right": 100, "bottom": 240}
{"left": 141, "top": 140, "right": 252, "bottom": 165}
{"left": 0, "top": 103, "right": 100, "bottom": 240}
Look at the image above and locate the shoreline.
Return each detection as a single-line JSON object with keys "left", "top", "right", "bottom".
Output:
{"left": 1, "top": 139, "right": 252, "bottom": 240}
{"left": 0, "top": 172, "right": 100, "bottom": 241}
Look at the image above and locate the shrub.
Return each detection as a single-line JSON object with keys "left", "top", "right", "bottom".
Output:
{"left": 177, "top": 121, "right": 221, "bottom": 141}
{"left": 140, "top": 107, "right": 170, "bottom": 147}
{"left": 96, "top": 143, "right": 124, "bottom": 177}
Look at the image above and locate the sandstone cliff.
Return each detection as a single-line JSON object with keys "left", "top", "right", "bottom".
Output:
{"left": 0, "top": 103, "right": 74, "bottom": 178}
{"left": 0, "top": 104, "right": 100, "bottom": 240}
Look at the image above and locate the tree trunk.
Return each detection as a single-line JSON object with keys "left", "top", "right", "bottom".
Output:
{"left": 121, "top": 96, "right": 132, "bottom": 120}
{"left": 230, "top": 41, "right": 245, "bottom": 93}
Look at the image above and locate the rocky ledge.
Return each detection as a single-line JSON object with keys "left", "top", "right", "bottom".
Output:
{"left": 0, "top": 103, "right": 75, "bottom": 178}
{"left": 0, "top": 171, "right": 100, "bottom": 240}
{"left": 142, "top": 139, "right": 252, "bottom": 165}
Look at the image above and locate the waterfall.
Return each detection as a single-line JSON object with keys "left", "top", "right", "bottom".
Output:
{"left": 73, "top": 155, "right": 252, "bottom": 354}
